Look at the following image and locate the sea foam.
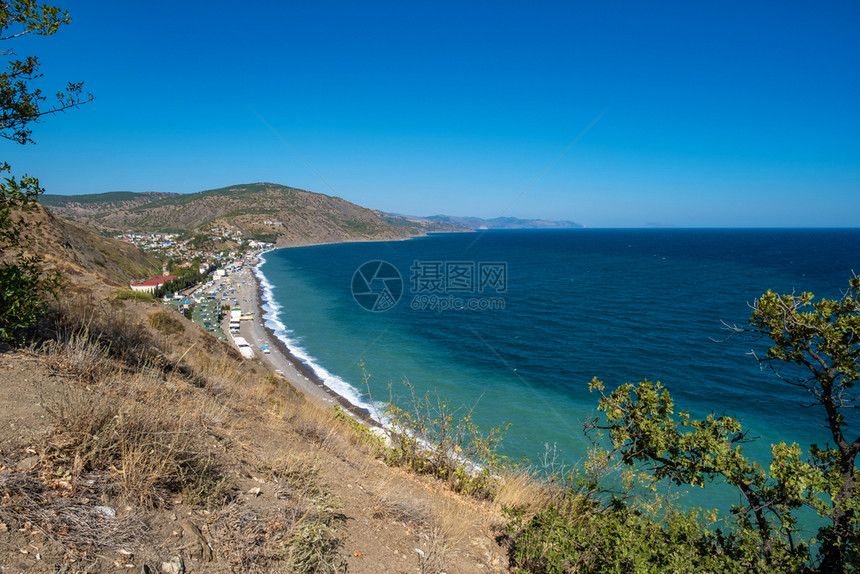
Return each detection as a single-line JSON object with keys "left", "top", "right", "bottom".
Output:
{"left": 254, "top": 257, "right": 381, "bottom": 418}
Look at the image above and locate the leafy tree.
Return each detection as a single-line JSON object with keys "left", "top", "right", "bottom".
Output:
{"left": 585, "top": 379, "right": 812, "bottom": 572}
{"left": 505, "top": 278, "right": 859, "bottom": 573}
{"left": 588, "top": 279, "right": 860, "bottom": 572}
{"left": 744, "top": 278, "right": 860, "bottom": 571}
{"left": 1, "top": 1, "right": 93, "bottom": 144}
{"left": 153, "top": 270, "right": 206, "bottom": 299}
{"left": 0, "top": 1, "right": 92, "bottom": 343}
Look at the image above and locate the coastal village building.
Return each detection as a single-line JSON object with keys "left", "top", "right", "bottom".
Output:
{"left": 130, "top": 274, "right": 178, "bottom": 294}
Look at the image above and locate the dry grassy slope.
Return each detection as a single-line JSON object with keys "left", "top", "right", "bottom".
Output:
{"left": 14, "top": 205, "right": 163, "bottom": 288}
{"left": 0, "top": 203, "right": 512, "bottom": 573}
{"left": 40, "top": 191, "right": 178, "bottom": 216}
{"left": 42, "top": 183, "right": 459, "bottom": 245}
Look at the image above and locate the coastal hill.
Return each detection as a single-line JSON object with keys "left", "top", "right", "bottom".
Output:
{"left": 6, "top": 205, "right": 162, "bottom": 287}
{"left": 42, "top": 183, "right": 469, "bottom": 245}
{"left": 41, "top": 183, "right": 583, "bottom": 244}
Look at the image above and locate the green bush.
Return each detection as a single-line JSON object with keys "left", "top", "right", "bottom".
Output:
{"left": 148, "top": 308, "right": 185, "bottom": 336}
{"left": 379, "top": 380, "right": 512, "bottom": 497}
{"left": 0, "top": 252, "right": 62, "bottom": 343}
{"left": 339, "top": 365, "right": 513, "bottom": 499}
{"left": 113, "top": 288, "right": 156, "bottom": 303}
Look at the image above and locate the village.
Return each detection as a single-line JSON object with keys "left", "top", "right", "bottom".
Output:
{"left": 115, "top": 225, "right": 270, "bottom": 266}
{"left": 118, "top": 226, "right": 274, "bottom": 346}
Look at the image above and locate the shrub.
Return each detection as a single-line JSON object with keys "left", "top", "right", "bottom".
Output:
{"left": 148, "top": 308, "right": 185, "bottom": 336}
{"left": 340, "top": 366, "right": 513, "bottom": 499}
{"left": 113, "top": 288, "right": 156, "bottom": 303}
{"left": 0, "top": 252, "right": 63, "bottom": 343}
{"left": 379, "top": 380, "right": 512, "bottom": 497}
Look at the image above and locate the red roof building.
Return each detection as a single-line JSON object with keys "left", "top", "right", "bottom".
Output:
{"left": 130, "top": 275, "right": 178, "bottom": 293}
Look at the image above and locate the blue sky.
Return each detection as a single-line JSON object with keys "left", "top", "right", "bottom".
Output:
{"left": 5, "top": 1, "right": 859, "bottom": 227}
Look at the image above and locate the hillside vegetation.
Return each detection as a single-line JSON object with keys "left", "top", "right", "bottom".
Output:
{"left": 19, "top": 206, "right": 162, "bottom": 286}
{"left": 43, "top": 183, "right": 468, "bottom": 246}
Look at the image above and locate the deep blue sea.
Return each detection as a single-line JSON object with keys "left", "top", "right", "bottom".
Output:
{"left": 256, "top": 229, "right": 860, "bottom": 478}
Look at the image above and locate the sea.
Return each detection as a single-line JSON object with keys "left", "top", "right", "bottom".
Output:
{"left": 255, "top": 229, "right": 859, "bottom": 485}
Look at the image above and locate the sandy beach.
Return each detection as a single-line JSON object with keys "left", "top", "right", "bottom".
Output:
{"left": 224, "top": 255, "right": 379, "bottom": 424}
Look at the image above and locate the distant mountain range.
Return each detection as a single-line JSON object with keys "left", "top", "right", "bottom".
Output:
{"left": 41, "top": 183, "right": 581, "bottom": 245}
{"left": 417, "top": 214, "right": 583, "bottom": 230}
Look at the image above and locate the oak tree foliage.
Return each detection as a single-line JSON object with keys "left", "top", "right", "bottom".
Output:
{"left": 505, "top": 278, "right": 860, "bottom": 573}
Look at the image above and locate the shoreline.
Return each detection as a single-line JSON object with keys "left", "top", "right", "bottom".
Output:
{"left": 229, "top": 228, "right": 474, "bottom": 429}
{"left": 231, "top": 250, "right": 381, "bottom": 427}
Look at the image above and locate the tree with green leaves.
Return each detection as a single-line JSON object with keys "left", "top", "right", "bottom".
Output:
{"left": 587, "top": 278, "right": 860, "bottom": 572}
{"left": 0, "top": 169, "right": 62, "bottom": 342}
{"left": 505, "top": 279, "right": 859, "bottom": 573}
{"left": 745, "top": 278, "right": 860, "bottom": 571}
{"left": 0, "top": 1, "right": 92, "bottom": 343}
{"left": 1, "top": 1, "right": 92, "bottom": 144}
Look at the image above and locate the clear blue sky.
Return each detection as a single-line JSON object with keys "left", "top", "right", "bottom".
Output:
{"left": 5, "top": 1, "right": 859, "bottom": 227}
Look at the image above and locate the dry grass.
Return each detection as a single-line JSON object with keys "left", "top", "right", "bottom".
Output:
{"left": 414, "top": 487, "right": 494, "bottom": 574}
{"left": 39, "top": 379, "right": 122, "bottom": 478}
{"left": 365, "top": 470, "right": 428, "bottom": 524}
{"left": 264, "top": 451, "right": 329, "bottom": 506}
{"left": 430, "top": 497, "right": 472, "bottom": 548}
{"left": 0, "top": 464, "right": 147, "bottom": 565}
{"left": 208, "top": 501, "right": 291, "bottom": 571}
{"left": 39, "top": 329, "right": 112, "bottom": 382}
{"left": 293, "top": 408, "right": 342, "bottom": 447}
{"left": 40, "top": 352, "right": 230, "bottom": 508}
{"left": 48, "top": 297, "right": 168, "bottom": 371}
{"left": 3, "top": 285, "right": 515, "bottom": 572}
{"left": 30, "top": 313, "right": 349, "bottom": 569}
{"left": 182, "top": 349, "right": 247, "bottom": 393}
{"left": 360, "top": 463, "right": 490, "bottom": 573}
{"left": 259, "top": 451, "right": 347, "bottom": 573}
{"left": 197, "top": 392, "right": 235, "bottom": 428}
{"left": 493, "top": 468, "right": 558, "bottom": 516}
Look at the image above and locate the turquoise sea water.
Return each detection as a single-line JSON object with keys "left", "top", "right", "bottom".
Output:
{"left": 256, "top": 229, "right": 860, "bottom": 473}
